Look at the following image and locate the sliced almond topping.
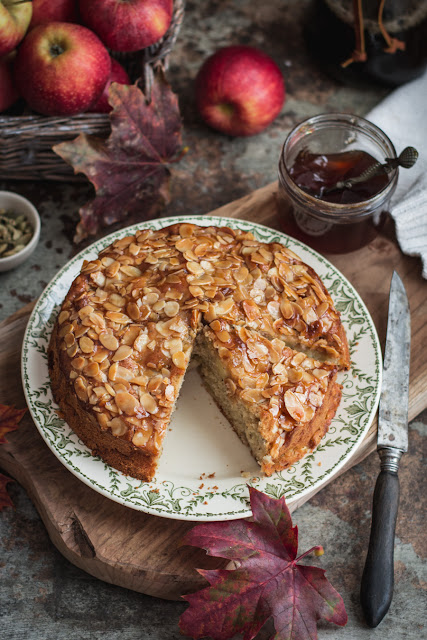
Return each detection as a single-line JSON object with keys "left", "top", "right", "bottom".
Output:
{"left": 64, "top": 333, "right": 75, "bottom": 348}
{"left": 280, "top": 300, "right": 294, "bottom": 320}
{"left": 134, "top": 332, "right": 149, "bottom": 352}
{"left": 241, "top": 388, "right": 264, "bottom": 404}
{"left": 165, "top": 384, "right": 175, "bottom": 401}
{"left": 74, "top": 377, "right": 88, "bottom": 402}
{"left": 303, "top": 307, "right": 318, "bottom": 324}
{"left": 79, "top": 336, "right": 94, "bottom": 354}
{"left": 179, "top": 223, "right": 194, "bottom": 238}
{"left": 105, "top": 383, "right": 116, "bottom": 396}
{"left": 317, "top": 301, "right": 329, "bottom": 318}
{"left": 106, "top": 311, "right": 131, "bottom": 324}
{"left": 126, "top": 302, "right": 141, "bottom": 321}
{"left": 89, "top": 312, "right": 106, "bottom": 330}
{"left": 214, "top": 298, "right": 234, "bottom": 316}
{"left": 313, "top": 368, "right": 329, "bottom": 380}
{"left": 242, "top": 300, "right": 260, "bottom": 321}
{"left": 84, "top": 362, "right": 100, "bottom": 377}
{"left": 187, "top": 261, "right": 204, "bottom": 275}
{"left": 92, "top": 349, "right": 109, "bottom": 363}
{"left": 106, "top": 260, "right": 120, "bottom": 277}
{"left": 164, "top": 301, "right": 180, "bottom": 317}
{"left": 267, "top": 301, "right": 281, "bottom": 319}
{"left": 140, "top": 392, "right": 158, "bottom": 414}
{"left": 116, "top": 365, "right": 134, "bottom": 381}
{"left": 108, "top": 417, "right": 127, "bottom": 437}
{"left": 291, "top": 352, "right": 306, "bottom": 366}
{"left": 153, "top": 300, "right": 165, "bottom": 312}
{"left": 132, "top": 427, "right": 153, "bottom": 447}
{"left": 71, "top": 356, "right": 86, "bottom": 370}
{"left": 225, "top": 378, "right": 237, "bottom": 394}
{"left": 121, "top": 265, "right": 142, "bottom": 277}
{"left": 116, "top": 391, "right": 139, "bottom": 414}
{"left": 78, "top": 305, "right": 94, "bottom": 320}
{"left": 58, "top": 310, "right": 70, "bottom": 324}
{"left": 175, "top": 237, "right": 193, "bottom": 252}
{"left": 142, "top": 292, "right": 159, "bottom": 305}
{"left": 128, "top": 242, "right": 141, "bottom": 256}
{"left": 97, "top": 412, "right": 109, "bottom": 429}
{"left": 131, "top": 375, "right": 148, "bottom": 387}
{"left": 74, "top": 325, "right": 89, "bottom": 339}
{"left": 217, "top": 330, "right": 231, "bottom": 343}
{"left": 122, "top": 325, "right": 141, "bottom": 345}
{"left": 165, "top": 337, "right": 183, "bottom": 355}
{"left": 109, "top": 293, "right": 126, "bottom": 307}
{"left": 284, "top": 389, "right": 305, "bottom": 421}
{"left": 67, "top": 344, "right": 79, "bottom": 358}
{"left": 108, "top": 362, "right": 119, "bottom": 381}
{"left": 112, "top": 345, "right": 133, "bottom": 361}
{"left": 288, "top": 368, "right": 303, "bottom": 383}
{"left": 58, "top": 323, "right": 74, "bottom": 338}
{"left": 99, "top": 332, "right": 119, "bottom": 351}
{"left": 172, "top": 351, "right": 186, "bottom": 369}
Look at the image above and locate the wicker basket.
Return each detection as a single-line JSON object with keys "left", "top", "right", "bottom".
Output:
{"left": 0, "top": 0, "right": 185, "bottom": 182}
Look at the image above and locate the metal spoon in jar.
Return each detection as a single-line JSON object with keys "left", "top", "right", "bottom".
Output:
{"left": 325, "top": 146, "right": 418, "bottom": 194}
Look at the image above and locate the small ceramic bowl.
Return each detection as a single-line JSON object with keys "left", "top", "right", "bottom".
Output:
{"left": 0, "top": 191, "right": 41, "bottom": 273}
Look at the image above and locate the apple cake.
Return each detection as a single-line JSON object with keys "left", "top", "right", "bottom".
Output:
{"left": 48, "top": 223, "right": 349, "bottom": 481}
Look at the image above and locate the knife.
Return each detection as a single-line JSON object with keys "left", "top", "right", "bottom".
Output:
{"left": 360, "top": 271, "right": 411, "bottom": 627}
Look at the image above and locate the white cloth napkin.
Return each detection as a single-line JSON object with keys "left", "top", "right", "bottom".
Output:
{"left": 367, "top": 70, "right": 427, "bottom": 278}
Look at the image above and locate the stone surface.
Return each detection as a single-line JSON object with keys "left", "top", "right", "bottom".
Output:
{"left": 0, "top": 1, "right": 426, "bottom": 639}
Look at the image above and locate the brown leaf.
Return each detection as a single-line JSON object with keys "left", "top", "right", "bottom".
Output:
{"left": 0, "top": 403, "right": 27, "bottom": 510}
{"left": 180, "top": 487, "right": 347, "bottom": 640}
{"left": 53, "top": 72, "right": 186, "bottom": 243}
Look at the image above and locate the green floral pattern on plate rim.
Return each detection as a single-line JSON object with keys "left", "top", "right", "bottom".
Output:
{"left": 21, "top": 216, "right": 382, "bottom": 521}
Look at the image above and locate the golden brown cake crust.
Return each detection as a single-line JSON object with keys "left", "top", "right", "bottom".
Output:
{"left": 48, "top": 223, "right": 349, "bottom": 481}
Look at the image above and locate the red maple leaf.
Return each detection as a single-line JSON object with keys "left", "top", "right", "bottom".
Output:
{"left": 53, "top": 72, "right": 186, "bottom": 243}
{"left": 0, "top": 403, "right": 27, "bottom": 510}
{"left": 180, "top": 487, "right": 347, "bottom": 640}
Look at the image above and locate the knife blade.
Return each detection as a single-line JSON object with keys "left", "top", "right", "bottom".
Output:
{"left": 360, "top": 271, "right": 411, "bottom": 628}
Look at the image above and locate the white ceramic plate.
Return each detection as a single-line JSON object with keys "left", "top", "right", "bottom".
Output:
{"left": 22, "top": 216, "right": 381, "bottom": 521}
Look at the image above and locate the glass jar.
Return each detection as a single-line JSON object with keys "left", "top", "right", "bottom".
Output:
{"left": 304, "top": 0, "right": 427, "bottom": 88}
{"left": 277, "top": 113, "right": 398, "bottom": 254}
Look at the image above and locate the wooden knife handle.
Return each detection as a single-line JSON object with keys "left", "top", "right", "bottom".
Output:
{"left": 360, "top": 468, "right": 400, "bottom": 627}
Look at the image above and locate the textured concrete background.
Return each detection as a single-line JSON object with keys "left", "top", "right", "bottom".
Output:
{"left": 0, "top": 1, "right": 426, "bottom": 639}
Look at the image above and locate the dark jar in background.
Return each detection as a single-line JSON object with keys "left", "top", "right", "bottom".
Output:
{"left": 305, "top": 0, "right": 427, "bottom": 87}
{"left": 277, "top": 113, "right": 398, "bottom": 254}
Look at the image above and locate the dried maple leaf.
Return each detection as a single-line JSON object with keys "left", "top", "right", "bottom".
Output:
{"left": 180, "top": 487, "right": 347, "bottom": 640}
{"left": 0, "top": 403, "right": 27, "bottom": 510}
{"left": 53, "top": 72, "right": 186, "bottom": 243}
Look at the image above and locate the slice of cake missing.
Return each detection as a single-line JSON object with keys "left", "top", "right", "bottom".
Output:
{"left": 194, "top": 325, "right": 341, "bottom": 476}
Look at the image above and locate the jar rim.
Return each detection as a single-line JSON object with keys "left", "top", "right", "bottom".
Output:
{"left": 279, "top": 112, "right": 398, "bottom": 216}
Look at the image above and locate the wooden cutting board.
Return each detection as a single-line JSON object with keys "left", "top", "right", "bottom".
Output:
{"left": 1, "top": 182, "right": 426, "bottom": 601}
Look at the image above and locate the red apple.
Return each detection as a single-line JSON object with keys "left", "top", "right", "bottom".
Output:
{"left": 29, "top": 0, "right": 79, "bottom": 29}
{"left": 88, "top": 57, "right": 130, "bottom": 113}
{"left": 195, "top": 45, "right": 285, "bottom": 137}
{"left": 0, "top": 54, "right": 18, "bottom": 111}
{"left": 0, "top": 0, "right": 32, "bottom": 57}
{"left": 14, "top": 22, "right": 111, "bottom": 116}
{"left": 79, "top": 0, "right": 173, "bottom": 52}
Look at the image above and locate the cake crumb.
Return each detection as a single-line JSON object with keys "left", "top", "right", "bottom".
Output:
{"left": 208, "top": 472, "right": 215, "bottom": 479}
{"left": 199, "top": 483, "right": 204, "bottom": 489}
{"left": 203, "top": 501, "right": 208, "bottom": 505}
{"left": 241, "top": 471, "right": 251, "bottom": 478}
